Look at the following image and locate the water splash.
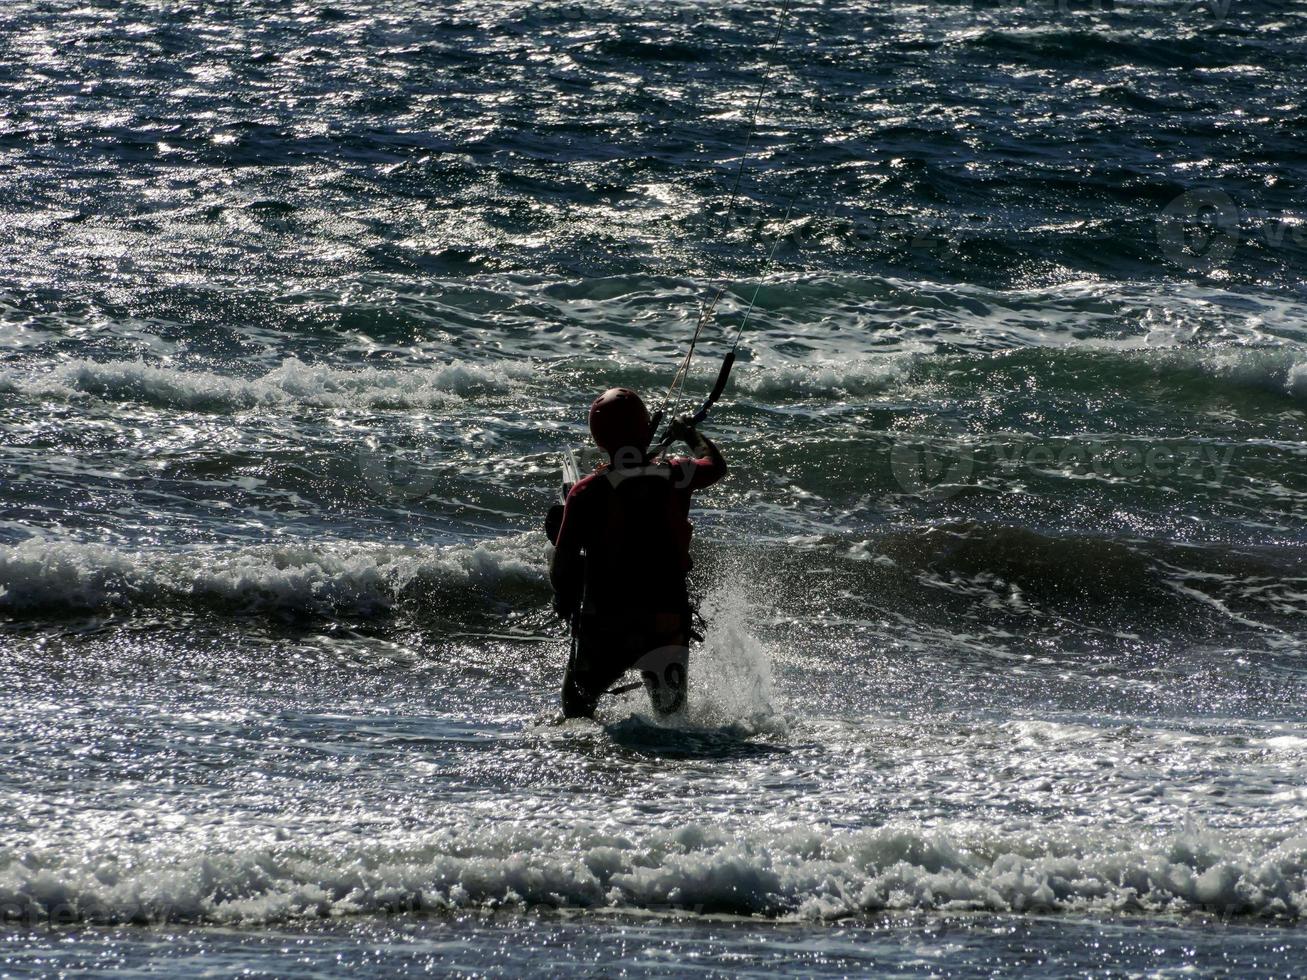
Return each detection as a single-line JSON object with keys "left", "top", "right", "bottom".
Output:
{"left": 685, "top": 576, "right": 784, "bottom": 734}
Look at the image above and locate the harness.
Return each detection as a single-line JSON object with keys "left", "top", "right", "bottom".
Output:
{"left": 580, "top": 462, "right": 685, "bottom": 621}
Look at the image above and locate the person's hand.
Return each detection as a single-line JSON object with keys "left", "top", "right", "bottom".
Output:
{"left": 666, "top": 416, "right": 696, "bottom": 445}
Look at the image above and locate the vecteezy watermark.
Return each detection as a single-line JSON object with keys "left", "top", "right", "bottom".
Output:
{"left": 356, "top": 437, "right": 438, "bottom": 502}
{"left": 1158, "top": 188, "right": 1305, "bottom": 274}
{"left": 835, "top": 211, "right": 977, "bottom": 261}
{"left": 881, "top": 212, "right": 970, "bottom": 261}
{"left": 1156, "top": 188, "right": 1240, "bottom": 274}
{"left": 632, "top": 642, "right": 689, "bottom": 715}
{"left": 1, "top": 897, "right": 177, "bottom": 928}
{"left": 0, "top": 892, "right": 717, "bottom": 930}
{"left": 890, "top": 420, "right": 977, "bottom": 499}
{"left": 891, "top": 432, "right": 1238, "bottom": 499}
{"left": 887, "top": 0, "right": 1231, "bottom": 30}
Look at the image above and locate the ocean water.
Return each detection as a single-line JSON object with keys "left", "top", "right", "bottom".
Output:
{"left": 2, "top": 0, "right": 1306, "bottom": 975}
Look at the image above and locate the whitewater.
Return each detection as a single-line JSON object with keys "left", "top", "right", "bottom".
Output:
{"left": 2, "top": 0, "right": 1306, "bottom": 975}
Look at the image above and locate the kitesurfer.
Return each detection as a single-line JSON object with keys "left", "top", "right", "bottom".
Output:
{"left": 549, "top": 387, "right": 727, "bottom": 719}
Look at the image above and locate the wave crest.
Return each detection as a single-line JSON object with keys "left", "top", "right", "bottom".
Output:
{"left": 737, "top": 354, "right": 914, "bottom": 400}
{"left": 0, "top": 357, "right": 535, "bottom": 412}
{"left": 0, "top": 536, "right": 546, "bottom": 616}
{"left": 2, "top": 823, "right": 1302, "bottom": 925}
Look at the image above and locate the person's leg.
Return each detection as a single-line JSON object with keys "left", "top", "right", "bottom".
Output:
{"left": 564, "top": 615, "right": 690, "bottom": 719}
{"left": 561, "top": 671, "right": 598, "bottom": 718}
{"left": 561, "top": 629, "right": 631, "bottom": 719}
{"left": 635, "top": 631, "right": 689, "bottom": 716}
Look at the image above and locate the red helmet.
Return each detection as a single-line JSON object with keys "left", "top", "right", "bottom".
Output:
{"left": 588, "top": 388, "right": 651, "bottom": 456}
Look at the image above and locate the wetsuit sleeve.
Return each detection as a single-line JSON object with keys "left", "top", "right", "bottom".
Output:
{"left": 672, "top": 433, "right": 727, "bottom": 491}
{"left": 667, "top": 455, "right": 723, "bottom": 492}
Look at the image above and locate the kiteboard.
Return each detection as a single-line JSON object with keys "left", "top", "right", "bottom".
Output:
{"left": 543, "top": 446, "right": 600, "bottom": 547}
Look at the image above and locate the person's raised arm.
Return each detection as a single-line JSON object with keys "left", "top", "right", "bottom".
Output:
{"left": 667, "top": 416, "right": 727, "bottom": 488}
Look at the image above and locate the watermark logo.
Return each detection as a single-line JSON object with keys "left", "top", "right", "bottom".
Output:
{"left": 1157, "top": 189, "right": 1304, "bottom": 274}
{"left": 887, "top": 0, "right": 979, "bottom": 33}
{"left": 633, "top": 643, "right": 689, "bottom": 715}
{"left": 897, "top": 213, "right": 968, "bottom": 261}
{"left": 887, "top": 0, "right": 1230, "bottom": 30}
{"left": 356, "top": 437, "right": 437, "bottom": 502}
{"left": 889, "top": 420, "right": 977, "bottom": 499}
{"left": 890, "top": 433, "right": 1237, "bottom": 496}
{"left": 1157, "top": 188, "right": 1240, "bottom": 273}
{"left": 887, "top": 0, "right": 1120, "bottom": 32}
{"left": 1187, "top": 0, "right": 1233, "bottom": 21}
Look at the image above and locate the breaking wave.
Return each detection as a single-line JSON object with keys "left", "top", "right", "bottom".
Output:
{"left": 1192, "top": 347, "right": 1307, "bottom": 401}
{"left": 2, "top": 822, "right": 1303, "bottom": 926}
{"left": 2, "top": 343, "right": 1301, "bottom": 421}
{"left": 0, "top": 536, "right": 547, "bottom": 617}
{"left": 736, "top": 354, "right": 915, "bottom": 400}
{"left": 4, "top": 525, "right": 1301, "bottom": 630}
{"left": 0, "top": 357, "right": 537, "bottom": 412}
{"left": 598, "top": 344, "right": 1307, "bottom": 408}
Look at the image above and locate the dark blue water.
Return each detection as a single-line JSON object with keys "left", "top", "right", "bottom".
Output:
{"left": 2, "top": 0, "right": 1305, "bottom": 975}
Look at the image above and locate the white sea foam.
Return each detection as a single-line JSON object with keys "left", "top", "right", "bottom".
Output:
{"left": 727, "top": 344, "right": 1307, "bottom": 406}
{"left": 736, "top": 354, "right": 913, "bottom": 400}
{"left": 0, "top": 356, "right": 537, "bottom": 411}
{"left": 0, "top": 536, "right": 546, "bottom": 614}
{"left": 1, "top": 822, "right": 1302, "bottom": 925}
{"left": 1290, "top": 361, "right": 1307, "bottom": 398}
{"left": 1192, "top": 347, "right": 1307, "bottom": 402}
